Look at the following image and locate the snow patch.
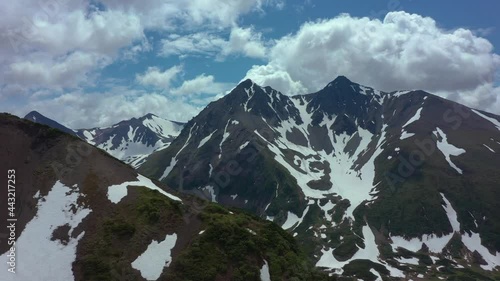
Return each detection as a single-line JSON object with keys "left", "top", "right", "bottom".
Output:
{"left": 472, "top": 109, "right": 500, "bottom": 131}
{"left": 202, "top": 185, "right": 217, "bottom": 202}
{"left": 107, "top": 174, "right": 182, "bottom": 203}
{"left": 0, "top": 182, "right": 91, "bottom": 281}
{"left": 260, "top": 260, "right": 271, "bottom": 281}
{"left": 282, "top": 206, "right": 309, "bottom": 230}
{"left": 132, "top": 233, "right": 177, "bottom": 280}
{"left": 462, "top": 232, "right": 500, "bottom": 270}
{"left": 434, "top": 127, "right": 466, "bottom": 174}
{"left": 400, "top": 131, "right": 415, "bottom": 140}
{"left": 370, "top": 268, "right": 383, "bottom": 280}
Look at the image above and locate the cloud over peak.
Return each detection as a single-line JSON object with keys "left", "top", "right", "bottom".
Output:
{"left": 245, "top": 11, "right": 500, "bottom": 112}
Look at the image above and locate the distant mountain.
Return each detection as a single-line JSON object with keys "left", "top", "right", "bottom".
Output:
{"left": 24, "top": 110, "right": 77, "bottom": 136}
{"left": 0, "top": 113, "right": 330, "bottom": 281}
{"left": 75, "top": 114, "right": 184, "bottom": 168}
{"left": 24, "top": 111, "right": 184, "bottom": 168}
{"left": 140, "top": 76, "right": 500, "bottom": 279}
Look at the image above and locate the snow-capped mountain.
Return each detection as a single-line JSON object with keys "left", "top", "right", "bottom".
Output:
{"left": 140, "top": 76, "right": 500, "bottom": 279}
{"left": 24, "top": 112, "right": 184, "bottom": 168}
{"left": 1, "top": 113, "right": 328, "bottom": 281}
{"left": 75, "top": 114, "right": 184, "bottom": 168}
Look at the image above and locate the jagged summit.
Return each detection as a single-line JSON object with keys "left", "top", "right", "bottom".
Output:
{"left": 238, "top": 78, "right": 254, "bottom": 88}
{"left": 141, "top": 113, "right": 157, "bottom": 119}
{"left": 330, "top": 75, "right": 353, "bottom": 85}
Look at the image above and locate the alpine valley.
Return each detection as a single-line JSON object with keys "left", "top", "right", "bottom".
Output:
{"left": 7, "top": 76, "right": 500, "bottom": 280}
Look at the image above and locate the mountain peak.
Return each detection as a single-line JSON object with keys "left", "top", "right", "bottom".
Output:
{"left": 24, "top": 110, "right": 43, "bottom": 120}
{"left": 329, "top": 75, "right": 353, "bottom": 86}
{"left": 142, "top": 113, "right": 158, "bottom": 119}
{"left": 24, "top": 110, "right": 77, "bottom": 136}
{"left": 237, "top": 78, "right": 255, "bottom": 89}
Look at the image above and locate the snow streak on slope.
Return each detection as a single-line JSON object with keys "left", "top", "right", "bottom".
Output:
{"left": 160, "top": 124, "right": 196, "bottom": 180}
{"left": 198, "top": 130, "right": 217, "bottom": 149}
{"left": 107, "top": 174, "right": 182, "bottom": 203}
{"left": 441, "top": 193, "right": 460, "bottom": 232}
{"left": 483, "top": 144, "right": 495, "bottom": 153}
{"left": 434, "top": 128, "right": 466, "bottom": 174}
{"left": 472, "top": 109, "right": 500, "bottom": 131}
{"left": 219, "top": 120, "right": 232, "bottom": 159}
{"left": 132, "top": 233, "right": 177, "bottom": 280}
{"left": 0, "top": 182, "right": 91, "bottom": 281}
{"left": 243, "top": 82, "right": 256, "bottom": 112}
{"left": 403, "top": 107, "right": 423, "bottom": 128}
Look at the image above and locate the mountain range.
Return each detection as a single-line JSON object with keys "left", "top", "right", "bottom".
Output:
{"left": 11, "top": 75, "right": 500, "bottom": 280}
{"left": 25, "top": 111, "right": 184, "bottom": 168}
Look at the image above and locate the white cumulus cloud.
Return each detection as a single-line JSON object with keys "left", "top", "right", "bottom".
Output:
{"left": 245, "top": 11, "right": 500, "bottom": 113}
{"left": 171, "top": 74, "right": 232, "bottom": 96}
{"left": 136, "top": 65, "right": 183, "bottom": 89}
{"left": 161, "top": 26, "right": 267, "bottom": 60}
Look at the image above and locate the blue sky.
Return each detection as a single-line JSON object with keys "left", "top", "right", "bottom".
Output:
{"left": 0, "top": 0, "right": 499, "bottom": 128}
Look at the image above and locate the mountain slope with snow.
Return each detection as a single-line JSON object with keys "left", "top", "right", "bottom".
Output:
{"left": 0, "top": 113, "right": 330, "bottom": 281}
{"left": 140, "top": 76, "right": 500, "bottom": 280}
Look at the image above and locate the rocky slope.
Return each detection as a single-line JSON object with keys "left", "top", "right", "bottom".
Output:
{"left": 139, "top": 76, "right": 500, "bottom": 280}
{"left": 0, "top": 113, "right": 329, "bottom": 281}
